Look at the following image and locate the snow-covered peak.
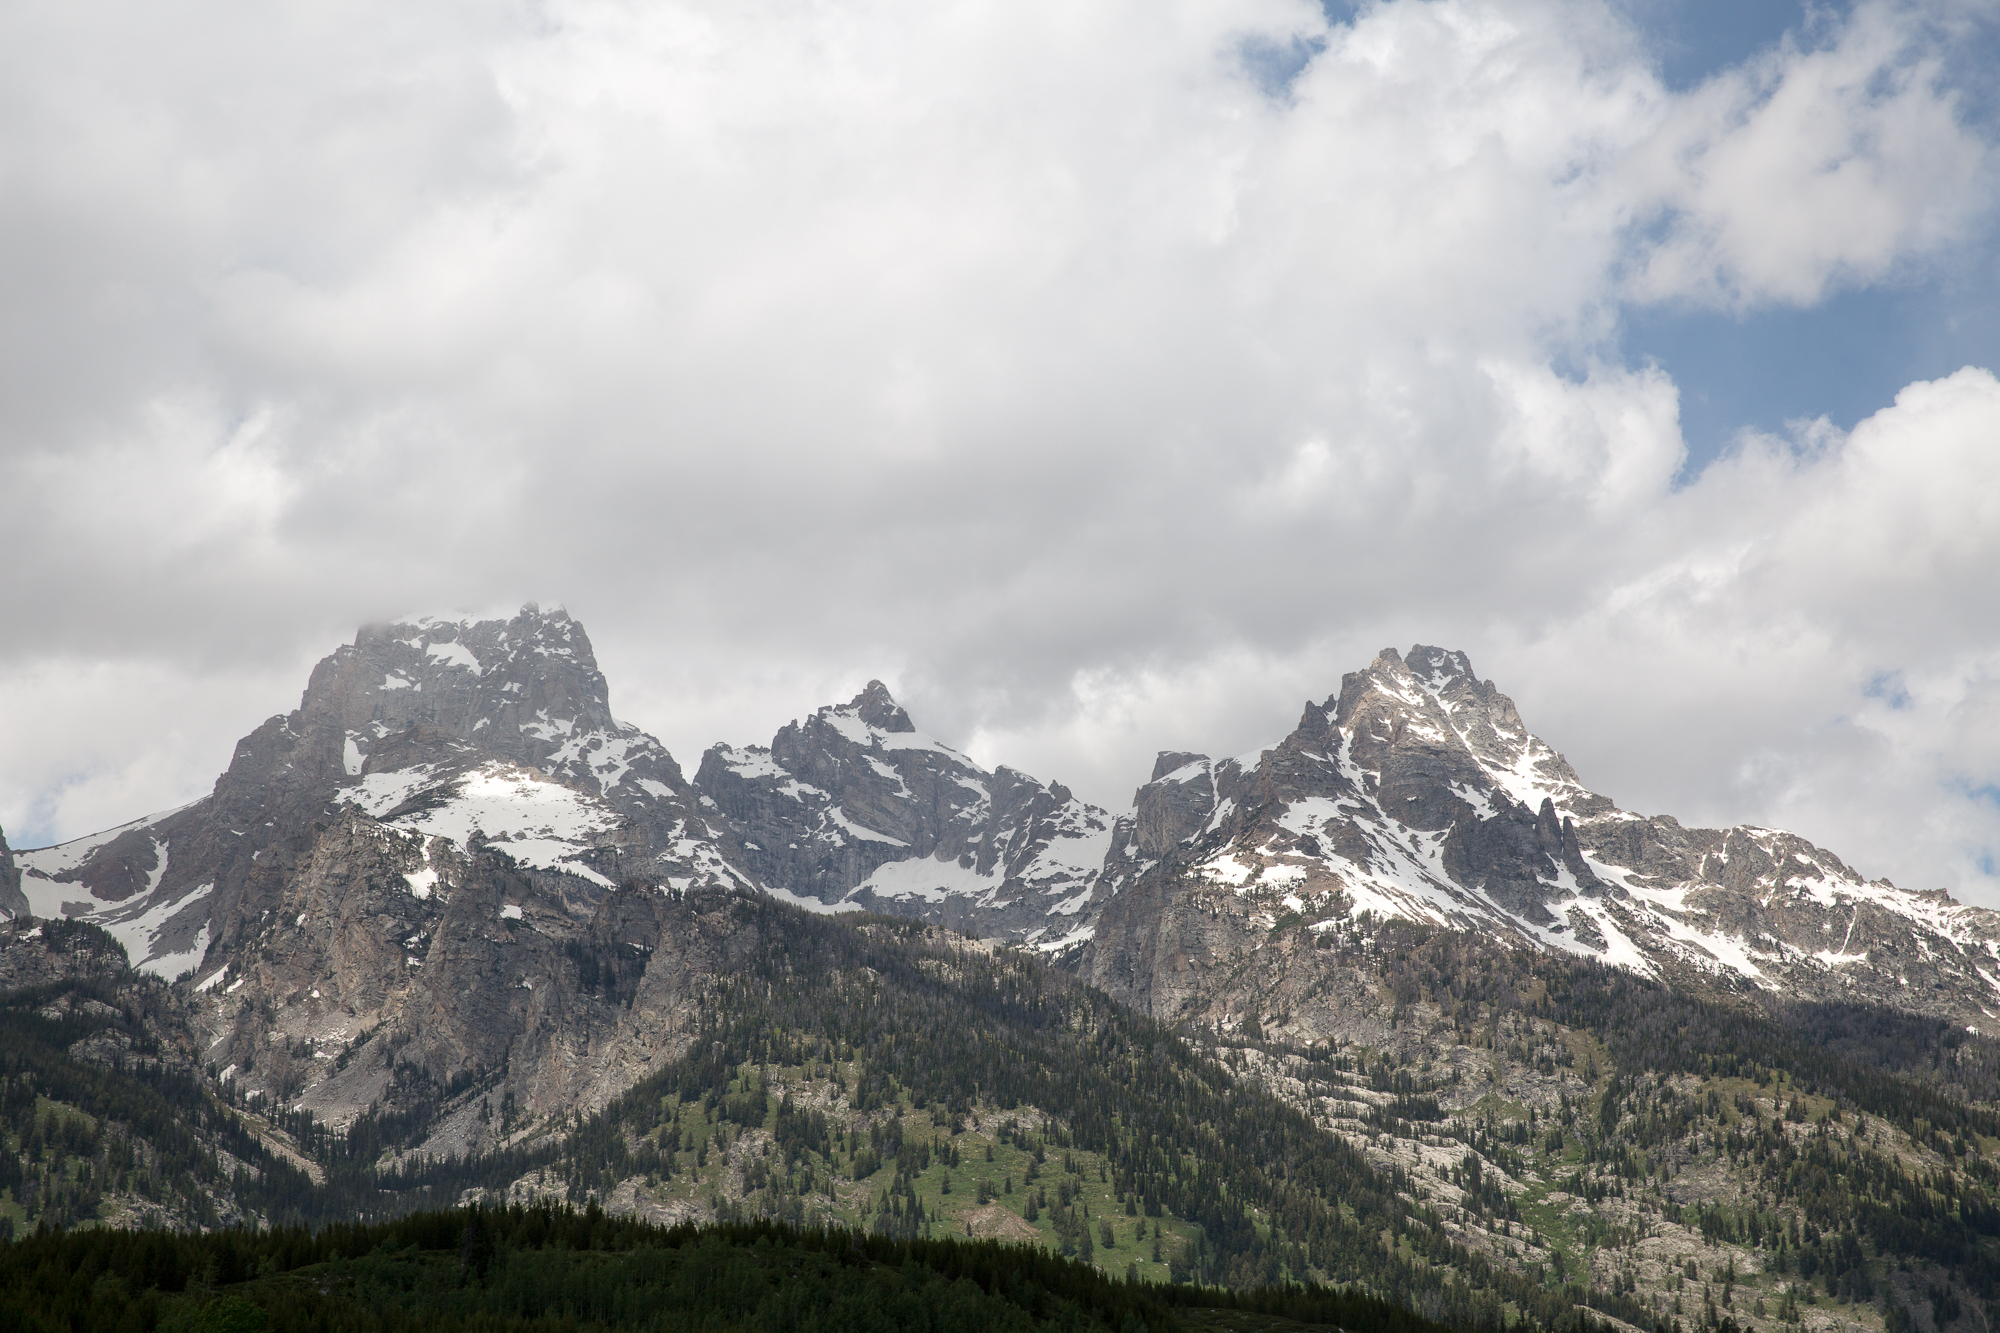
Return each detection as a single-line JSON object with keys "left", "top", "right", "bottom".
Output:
{"left": 811, "top": 682, "right": 966, "bottom": 760}
{"left": 1334, "top": 645, "right": 1605, "bottom": 819}
{"left": 698, "top": 682, "right": 1115, "bottom": 943}
{"left": 291, "top": 606, "right": 701, "bottom": 810}
{"left": 1087, "top": 643, "right": 2000, "bottom": 1031}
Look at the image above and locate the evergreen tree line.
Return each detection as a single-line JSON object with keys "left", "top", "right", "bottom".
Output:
{"left": 0, "top": 1201, "right": 1489, "bottom": 1333}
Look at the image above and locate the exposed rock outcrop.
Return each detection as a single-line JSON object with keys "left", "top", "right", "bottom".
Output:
{"left": 695, "top": 682, "right": 1113, "bottom": 943}
{"left": 0, "top": 823, "right": 24, "bottom": 919}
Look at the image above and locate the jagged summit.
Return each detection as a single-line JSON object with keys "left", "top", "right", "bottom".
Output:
{"left": 10, "top": 607, "right": 745, "bottom": 981}
{"left": 846, "top": 680, "right": 917, "bottom": 734}
{"left": 1335, "top": 645, "right": 1607, "bottom": 818}
{"left": 696, "top": 681, "right": 1113, "bottom": 942}
{"left": 327, "top": 606, "right": 637, "bottom": 789}
{"left": 1087, "top": 644, "right": 2000, "bottom": 1030}
{"left": 12, "top": 614, "right": 1123, "bottom": 993}
{"left": 237, "top": 604, "right": 719, "bottom": 892}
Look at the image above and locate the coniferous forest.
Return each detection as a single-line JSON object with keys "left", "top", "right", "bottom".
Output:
{"left": 0, "top": 1201, "right": 1489, "bottom": 1332}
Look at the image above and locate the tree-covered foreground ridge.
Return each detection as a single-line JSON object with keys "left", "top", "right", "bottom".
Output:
{"left": 0, "top": 1201, "right": 1474, "bottom": 1332}
{"left": 2, "top": 897, "right": 2000, "bottom": 1333}
{"left": 11, "top": 618, "right": 2000, "bottom": 1332}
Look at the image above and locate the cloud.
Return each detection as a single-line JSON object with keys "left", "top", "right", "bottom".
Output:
{"left": 1, "top": 0, "right": 1997, "bottom": 903}
{"left": 1626, "top": 1, "right": 1994, "bottom": 308}
{"left": 1484, "top": 367, "right": 2000, "bottom": 898}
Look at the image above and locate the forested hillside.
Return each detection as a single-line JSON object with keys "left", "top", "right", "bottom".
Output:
{"left": 2, "top": 895, "right": 2000, "bottom": 1333}
{"left": 1155, "top": 921, "right": 2000, "bottom": 1333}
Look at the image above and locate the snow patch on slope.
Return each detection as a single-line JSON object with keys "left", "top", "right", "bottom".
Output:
{"left": 13, "top": 809, "right": 183, "bottom": 883}
{"left": 424, "top": 641, "right": 482, "bottom": 674}
{"left": 854, "top": 855, "right": 1001, "bottom": 903}
{"left": 381, "top": 763, "right": 620, "bottom": 888}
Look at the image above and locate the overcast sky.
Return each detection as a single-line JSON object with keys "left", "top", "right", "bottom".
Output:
{"left": 5, "top": 0, "right": 2000, "bottom": 905}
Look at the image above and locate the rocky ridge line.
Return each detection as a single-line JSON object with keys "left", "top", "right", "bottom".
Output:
{"left": 695, "top": 681, "right": 1114, "bottom": 943}
{"left": 1084, "top": 645, "right": 2000, "bottom": 1030}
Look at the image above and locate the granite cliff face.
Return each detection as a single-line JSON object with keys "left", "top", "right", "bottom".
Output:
{"left": 1083, "top": 645, "right": 2000, "bottom": 1032}
{"left": 195, "top": 809, "right": 749, "bottom": 1147}
{"left": 695, "top": 682, "right": 1113, "bottom": 944}
{"left": 0, "top": 824, "right": 22, "bottom": 919}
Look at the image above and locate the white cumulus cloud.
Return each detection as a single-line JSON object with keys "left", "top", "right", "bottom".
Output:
{"left": 1, "top": 0, "right": 1997, "bottom": 903}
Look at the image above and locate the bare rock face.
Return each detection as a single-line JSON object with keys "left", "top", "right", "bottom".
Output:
{"left": 694, "top": 682, "right": 1113, "bottom": 944}
{"left": 1084, "top": 645, "right": 2000, "bottom": 1033}
{"left": 195, "top": 811, "right": 453, "bottom": 1111}
{"left": 0, "top": 825, "right": 23, "bottom": 919}
{"left": 1132, "top": 753, "right": 1215, "bottom": 855}
{"left": 192, "top": 804, "right": 750, "bottom": 1141}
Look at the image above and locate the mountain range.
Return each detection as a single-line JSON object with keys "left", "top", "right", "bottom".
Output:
{"left": 4, "top": 605, "right": 1998, "bottom": 1333}
{"left": 15, "top": 608, "right": 1992, "bottom": 1034}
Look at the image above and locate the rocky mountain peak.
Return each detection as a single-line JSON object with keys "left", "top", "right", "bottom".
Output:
{"left": 0, "top": 824, "right": 22, "bottom": 919}
{"left": 13, "top": 607, "right": 728, "bottom": 986}
{"left": 1331, "top": 645, "right": 1608, "bottom": 820}
{"left": 1150, "top": 751, "right": 1209, "bottom": 782}
{"left": 698, "top": 685, "right": 1112, "bottom": 943}
{"left": 847, "top": 680, "right": 916, "bottom": 733}
{"left": 1405, "top": 643, "right": 1476, "bottom": 691}
{"left": 1089, "top": 643, "right": 2000, "bottom": 1034}
{"left": 312, "top": 606, "right": 623, "bottom": 786}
